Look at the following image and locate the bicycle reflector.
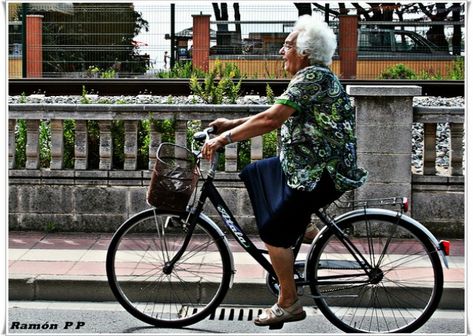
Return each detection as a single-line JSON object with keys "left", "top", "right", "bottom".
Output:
{"left": 439, "top": 240, "right": 451, "bottom": 256}
{"left": 402, "top": 197, "right": 409, "bottom": 212}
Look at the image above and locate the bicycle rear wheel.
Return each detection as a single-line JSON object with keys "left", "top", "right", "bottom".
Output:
{"left": 306, "top": 212, "right": 443, "bottom": 333}
{"left": 106, "top": 209, "right": 233, "bottom": 327}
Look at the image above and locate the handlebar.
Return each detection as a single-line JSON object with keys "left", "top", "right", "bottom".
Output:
{"left": 193, "top": 126, "right": 215, "bottom": 144}
{"left": 192, "top": 126, "right": 221, "bottom": 177}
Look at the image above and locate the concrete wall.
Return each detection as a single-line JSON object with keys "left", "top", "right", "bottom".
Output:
{"left": 8, "top": 171, "right": 463, "bottom": 238}
{"left": 8, "top": 86, "right": 465, "bottom": 238}
{"left": 8, "top": 172, "right": 251, "bottom": 233}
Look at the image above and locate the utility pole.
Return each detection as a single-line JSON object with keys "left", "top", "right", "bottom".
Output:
{"left": 170, "top": 3, "right": 175, "bottom": 69}
{"left": 21, "top": 3, "right": 28, "bottom": 78}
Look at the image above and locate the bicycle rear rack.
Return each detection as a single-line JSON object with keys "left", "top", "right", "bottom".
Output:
{"left": 331, "top": 196, "right": 409, "bottom": 213}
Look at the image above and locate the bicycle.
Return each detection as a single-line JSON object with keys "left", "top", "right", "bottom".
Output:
{"left": 106, "top": 127, "right": 450, "bottom": 333}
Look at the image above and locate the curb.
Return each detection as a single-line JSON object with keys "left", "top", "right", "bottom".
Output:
{"left": 9, "top": 276, "right": 465, "bottom": 310}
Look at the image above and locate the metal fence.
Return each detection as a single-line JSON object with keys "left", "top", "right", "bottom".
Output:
{"left": 8, "top": 2, "right": 464, "bottom": 80}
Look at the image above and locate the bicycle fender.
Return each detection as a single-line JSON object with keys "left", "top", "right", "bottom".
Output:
{"left": 198, "top": 212, "right": 236, "bottom": 287}
{"left": 313, "top": 208, "right": 449, "bottom": 269}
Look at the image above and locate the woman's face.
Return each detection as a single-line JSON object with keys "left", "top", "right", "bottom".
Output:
{"left": 279, "top": 31, "right": 309, "bottom": 75}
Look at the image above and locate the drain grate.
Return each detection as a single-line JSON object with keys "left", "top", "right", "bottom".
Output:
{"left": 185, "top": 306, "right": 318, "bottom": 321}
{"left": 209, "top": 307, "right": 264, "bottom": 321}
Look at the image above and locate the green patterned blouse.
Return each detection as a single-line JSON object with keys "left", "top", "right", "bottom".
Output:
{"left": 275, "top": 64, "right": 368, "bottom": 192}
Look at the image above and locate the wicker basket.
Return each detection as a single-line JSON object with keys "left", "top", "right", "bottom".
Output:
{"left": 147, "top": 143, "right": 199, "bottom": 212}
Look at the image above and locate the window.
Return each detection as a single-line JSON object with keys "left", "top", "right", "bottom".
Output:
{"left": 394, "top": 32, "right": 430, "bottom": 53}
{"left": 9, "top": 22, "right": 22, "bottom": 57}
{"left": 359, "top": 31, "right": 392, "bottom": 52}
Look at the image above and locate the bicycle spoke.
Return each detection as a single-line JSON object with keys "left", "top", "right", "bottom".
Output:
{"left": 107, "top": 210, "right": 231, "bottom": 326}
{"left": 154, "top": 212, "right": 171, "bottom": 263}
{"left": 309, "top": 214, "right": 443, "bottom": 333}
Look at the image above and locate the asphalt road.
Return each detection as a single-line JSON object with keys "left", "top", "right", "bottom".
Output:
{"left": 8, "top": 301, "right": 465, "bottom": 335}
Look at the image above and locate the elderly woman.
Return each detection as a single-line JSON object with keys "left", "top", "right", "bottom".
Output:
{"left": 202, "top": 14, "right": 367, "bottom": 327}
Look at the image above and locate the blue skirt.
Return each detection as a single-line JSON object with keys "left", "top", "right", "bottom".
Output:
{"left": 239, "top": 157, "right": 342, "bottom": 248}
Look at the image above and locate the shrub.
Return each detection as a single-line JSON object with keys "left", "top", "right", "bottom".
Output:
{"left": 63, "top": 120, "right": 75, "bottom": 169}
{"left": 263, "top": 130, "right": 278, "bottom": 158}
{"left": 156, "top": 61, "right": 206, "bottom": 79}
{"left": 189, "top": 63, "right": 242, "bottom": 104}
{"left": 38, "top": 121, "right": 51, "bottom": 168}
{"left": 379, "top": 59, "right": 465, "bottom": 80}
{"left": 417, "top": 69, "right": 443, "bottom": 80}
{"left": 14, "top": 120, "right": 26, "bottom": 168}
{"left": 379, "top": 64, "right": 417, "bottom": 79}
{"left": 448, "top": 57, "right": 464, "bottom": 80}
{"left": 266, "top": 84, "right": 275, "bottom": 104}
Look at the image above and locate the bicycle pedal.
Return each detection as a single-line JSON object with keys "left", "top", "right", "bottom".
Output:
{"left": 268, "top": 322, "right": 284, "bottom": 330}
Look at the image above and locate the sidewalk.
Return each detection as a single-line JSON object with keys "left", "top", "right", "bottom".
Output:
{"left": 8, "top": 231, "right": 465, "bottom": 309}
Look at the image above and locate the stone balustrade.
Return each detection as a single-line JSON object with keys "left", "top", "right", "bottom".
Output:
{"left": 8, "top": 104, "right": 267, "bottom": 172}
{"left": 8, "top": 103, "right": 464, "bottom": 176}
{"left": 413, "top": 105, "right": 464, "bottom": 176}
{"left": 8, "top": 86, "right": 465, "bottom": 236}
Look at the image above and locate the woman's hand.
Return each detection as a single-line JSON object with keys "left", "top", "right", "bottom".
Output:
{"left": 202, "top": 104, "right": 295, "bottom": 162}
{"left": 209, "top": 118, "right": 234, "bottom": 134}
{"left": 201, "top": 135, "right": 227, "bottom": 162}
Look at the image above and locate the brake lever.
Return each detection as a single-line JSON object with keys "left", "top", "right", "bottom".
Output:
{"left": 192, "top": 127, "right": 215, "bottom": 154}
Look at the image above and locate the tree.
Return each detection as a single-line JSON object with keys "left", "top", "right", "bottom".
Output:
{"left": 418, "top": 3, "right": 451, "bottom": 51}
{"left": 29, "top": 3, "right": 149, "bottom": 76}
{"left": 234, "top": 3, "right": 241, "bottom": 35}
{"left": 294, "top": 3, "right": 312, "bottom": 16}
{"left": 311, "top": 2, "right": 463, "bottom": 52}
{"left": 451, "top": 3, "right": 462, "bottom": 55}
{"left": 352, "top": 3, "right": 398, "bottom": 22}
{"left": 212, "top": 3, "right": 229, "bottom": 32}
{"left": 212, "top": 3, "right": 242, "bottom": 54}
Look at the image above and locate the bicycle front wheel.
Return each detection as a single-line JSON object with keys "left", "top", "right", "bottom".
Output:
{"left": 306, "top": 212, "right": 443, "bottom": 333}
{"left": 106, "top": 209, "right": 233, "bottom": 327}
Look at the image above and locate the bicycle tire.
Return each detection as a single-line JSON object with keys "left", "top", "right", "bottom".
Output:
{"left": 306, "top": 211, "right": 443, "bottom": 333}
{"left": 106, "top": 208, "right": 233, "bottom": 327}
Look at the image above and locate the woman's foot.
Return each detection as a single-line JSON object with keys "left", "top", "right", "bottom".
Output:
{"left": 254, "top": 300, "right": 306, "bottom": 329}
{"left": 303, "top": 222, "right": 319, "bottom": 244}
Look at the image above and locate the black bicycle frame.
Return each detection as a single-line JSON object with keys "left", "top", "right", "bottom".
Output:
{"left": 166, "top": 160, "right": 376, "bottom": 289}
{"left": 171, "top": 176, "right": 379, "bottom": 289}
{"left": 203, "top": 178, "right": 277, "bottom": 277}
{"left": 162, "top": 173, "right": 277, "bottom": 279}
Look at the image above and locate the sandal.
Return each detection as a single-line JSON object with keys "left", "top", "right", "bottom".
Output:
{"left": 254, "top": 300, "right": 306, "bottom": 329}
{"left": 303, "top": 222, "right": 319, "bottom": 244}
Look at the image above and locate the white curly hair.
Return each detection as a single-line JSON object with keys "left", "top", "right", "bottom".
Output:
{"left": 293, "top": 14, "right": 337, "bottom": 66}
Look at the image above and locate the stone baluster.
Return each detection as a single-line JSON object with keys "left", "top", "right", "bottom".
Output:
{"left": 225, "top": 142, "right": 238, "bottom": 171}
{"left": 174, "top": 120, "right": 189, "bottom": 164}
{"left": 50, "top": 119, "right": 64, "bottom": 169}
{"left": 99, "top": 120, "right": 113, "bottom": 170}
{"left": 9, "top": 119, "right": 16, "bottom": 169}
{"left": 124, "top": 120, "right": 138, "bottom": 170}
{"left": 175, "top": 120, "right": 187, "bottom": 148}
{"left": 148, "top": 120, "right": 162, "bottom": 170}
{"left": 199, "top": 121, "right": 210, "bottom": 172}
{"left": 251, "top": 136, "right": 263, "bottom": 162}
{"left": 423, "top": 123, "right": 437, "bottom": 175}
{"left": 450, "top": 122, "right": 464, "bottom": 176}
{"left": 25, "top": 120, "right": 40, "bottom": 169}
{"left": 74, "top": 120, "right": 88, "bottom": 170}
